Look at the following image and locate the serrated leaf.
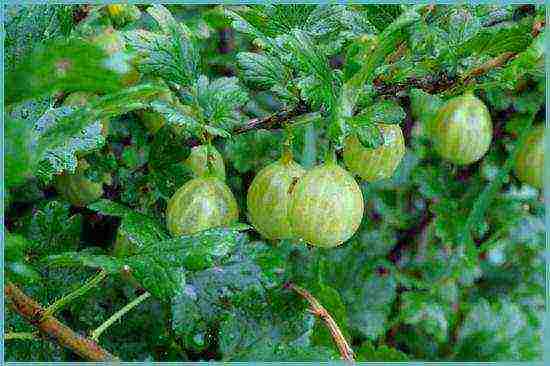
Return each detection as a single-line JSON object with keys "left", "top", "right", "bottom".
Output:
{"left": 455, "top": 298, "right": 540, "bottom": 360}
{"left": 225, "top": 129, "right": 283, "bottom": 173}
{"left": 236, "top": 51, "right": 290, "bottom": 88}
{"left": 284, "top": 30, "right": 338, "bottom": 110}
{"left": 16, "top": 200, "right": 82, "bottom": 257}
{"left": 400, "top": 292, "right": 449, "bottom": 342}
{"left": 44, "top": 228, "right": 245, "bottom": 300}
{"left": 356, "top": 340, "right": 409, "bottom": 361}
{"left": 33, "top": 84, "right": 168, "bottom": 181}
{"left": 363, "top": 5, "right": 403, "bottom": 32}
{"left": 126, "top": 6, "right": 199, "bottom": 87}
{"left": 186, "top": 75, "right": 248, "bottom": 131}
{"left": 361, "top": 99, "right": 406, "bottom": 125}
{"left": 463, "top": 22, "right": 533, "bottom": 57}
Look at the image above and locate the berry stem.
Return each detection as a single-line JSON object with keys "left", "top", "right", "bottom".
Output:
{"left": 286, "top": 282, "right": 355, "bottom": 362}
{"left": 91, "top": 291, "right": 151, "bottom": 341}
{"left": 42, "top": 269, "right": 108, "bottom": 319}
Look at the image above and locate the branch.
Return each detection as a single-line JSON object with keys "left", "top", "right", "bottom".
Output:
{"left": 285, "top": 282, "right": 355, "bottom": 362}
{"left": 373, "top": 50, "right": 518, "bottom": 97}
{"left": 91, "top": 291, "right": 151, "bottom": 341}
{"left": 234, "top": 102, "right": 313, "bottom": 134}
{"left": 5, "top": 281, "right": 118, "bottom": 362}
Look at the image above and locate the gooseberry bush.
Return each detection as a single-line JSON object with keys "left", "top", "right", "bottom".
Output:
{"left": 4, "top": 4, "right": 546, "bottom": 362}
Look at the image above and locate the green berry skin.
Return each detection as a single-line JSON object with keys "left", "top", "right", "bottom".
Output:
{"left": 54, "top": 172, "right": 104, "bottom": 207}
{"left": 137, "top": 87, "right": 174, "bottom": 134}
{"left": 343, "top": 124, "right": 405, "bottom": 182}
{"left": 514, "top": 124, "right": 544, "bottom": 189}
{"left": 166, "top": 177, "right": 239, "bottom": 237}
{"left": 288, "top": 162, "right": 364, "bottom": 248}
{"left": 247, "top": 158, "right": 306, "bottom": 240}
{"left": 186, "top": 145, "right": 226, "bottom": 181}
{"left": 431, "top": 93, "right": 493, "bottom": 165}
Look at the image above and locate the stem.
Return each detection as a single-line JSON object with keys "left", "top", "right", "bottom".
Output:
{"left": 285, "top": 282, "right": 355, "bottom": 362}
{"left": 4, "top": 332, "right": 39, "bottom": 341}
{"left": 91, "top": 291, "right": 151, "bottom": 341}
{"left": 234, "top": 103, "right": 319, "bottom": 134}
{"left": 43, "top": 269, "right": 108, "bottom": 319}
{"left": 4, "top": 281, "right": 118, "bottom": 361}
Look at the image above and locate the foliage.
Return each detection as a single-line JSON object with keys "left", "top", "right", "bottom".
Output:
{"left": 4, "top": 3, "right": 545, "bottom": 362}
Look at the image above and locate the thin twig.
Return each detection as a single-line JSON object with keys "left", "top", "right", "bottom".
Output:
{"left": 4, "top": 331, "right": 39, "bottom": 341}
{"left": 91, "top": 291, "right": 151, "bottom": 341}
{"left": 285, "top": 282, "right": 355, "bottom": 362}
{"left": 462, "top": 51, "right": 516, "bottom": 83}
{"left": 43, "top": 269, "right": 108, "bottom": 319}
{"left": 234, "top": 103, "right": 312, "bottom": 134}
{"left": 5, "top": 281, "right": 118, "bottom": 361}
{"left": 374, "top": 49, "right": 518, "bottom": 97}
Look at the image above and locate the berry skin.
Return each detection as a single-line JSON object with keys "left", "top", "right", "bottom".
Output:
{"left": 54, "top": 160, "right": 107, "bottom": 207}
{"left": 247, "top": 153, "right": 306, "bottom": 240}
{"left": 288, "top": 162, "right": 364, "bottom": 248}
{"left": 166, "top": 177, "right": 239, "bottom": 236}
{"left": 343, "top": 124, "right": 405, "bottom": 182}
{"left": 514, "top": 124, "right": 544, "bottom": 189}
{"left": 136, "top": 85, "right": 175, "bottom": 134}
{"left": 430, "top": 93, "right": 492, "bottom": 165}
{"left": 186, "top": 145, "right": 226, "bottom": 181}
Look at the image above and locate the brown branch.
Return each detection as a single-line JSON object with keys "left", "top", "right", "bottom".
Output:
{"left": 462, "top": 51, "right": 516, "bottom": 82}
{"left": 5, "top": 281, "right": 119, "bottom": 362}
{"left": 532, "top": 20, "right": 545, "bottom": 37}
{"left": 285, "top": 282, "right": 355, "bottom": 362}
{"left": 374, "top": 50, "right": 518, "bottom": 97}
{"left": 234, "top": 102, "right": 310, "bottom": 134}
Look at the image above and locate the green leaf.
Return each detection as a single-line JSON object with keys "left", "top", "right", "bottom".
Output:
{"left": 185, "top": 75, "right": 248, "bottom": 132}
{"left": 33, "top": 83, "right": 168, "bottom": 181}
{"left": 284, "top": 30, "right": 338, "bottom": 111}
{"left": 361, "top": 99, "right": 406, "bottom": 125}
{"left": 346, "top": 117, "right": 383, "bottom": 149}
{"left": 5, "top": 233, "right": 34, "bottom": 262}
{"left": 225, "top": 129, "right": 283, "bottom": 173}
{"left": 6, "top": 38, "right": 122, "bottom": 105}
{"left": 236, "top": 52, "right": 291, "bottom": 89}
{"left": 363, "top": 5, "right": 403, "bottom": 32}
{"left": 16, "top": 200, "right": 82, "bottom": 257}
{"left": 463, "top": 22, "right": 533, "bottom": 57}
{"left": 45, "top": 228, "right": 245, "bottom": 300}
{"left": 310, "top": 284, "right": 350, "bottom": 350}
{"left": 346, "top": 6, "right": 421, "bottom": 92}
{"left": 125, "top": 5, "right": 199, "bottom": 86}
{"left": 400, "top": 291, "right": 449, "bottom": 342}
{"left": 88, "top": 199, "right": 170, "bottom": 257}
{"left": 6, "top": 262, "right": 42, "bottom": 284}
{"left": 455, "top": 298, "right": 541, "bottom": 360}
{"left": 5, "top": 233, "right": 42, "bottom": 285}
{"left": 4, "top": 116, "right": 38, "bottom": 188}
{"left": 356, "top": 340, "right": 409, "bottom": 361}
